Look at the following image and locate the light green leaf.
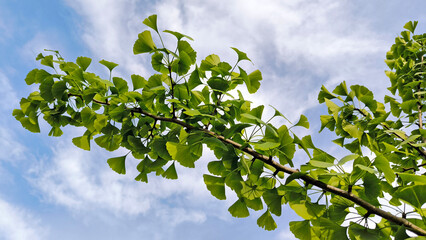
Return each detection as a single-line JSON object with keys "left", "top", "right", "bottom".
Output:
{"left": 309, "top": 160, "right": 334, "bottom": 168}
{"left": 99, "top": 59, "right": 118, "bottom": 72}
{"left": 76, "top": 56, "right": 92, "bottom": 71}
{"left": 228, "top": 199, "right": 250, "bottom": 218}
{"left": 290, "top": 201, "right": 326, "bottom": 220}
{"left": 164, "top": 30, "right": 194, "bottom": 41}
{"left": 133, "top": 30, "right": 156, "bottom": 54}
{"left": 184, "top": 109, "right": 201, "bottom": 116}
{"left": 294, "top": 115, "right": 309, "bottom": 129}
{"left": 166, "top": 142, "right": 197, "bottom": 168}
{"left": 374, "top": 155, "right": 395, "bottom": 183}
{"left": 355, "top": 164, "right": 376, "bottom": 174}
{"left": 231, "top": 47, "right": 251, "bottom": 63}
{"left": 403, "top": 21, "right": 418, "bottom": 33}
{"left": 72, "top": 135, "right": 90, "bottom": 151}
{"left": 131, "top": 74, "right": 147, "bottom": 90}
{"left": 398, "top": 173, "right": 426, "bottom": 185}
{"left": 245, "top": 69, "right": 262, "bottom": 94}
{"left": 338, "top": 154, "right": 359, "bottom": 166}
{"left": 112, "top": 77, "right": 129, "bottom": 94}
{"left": 252, "top": 141, "right": 280, "bottom": 151}
{"left": 203, "top": 174, "right": 226, "bottom": 200}
{"left": 143, "top": 14, "right": 158, "bottom": 32}
{"left": 107, "top": 155, "right": 126, "bottom": 174}
{"left": 257, "top": 210, "right": 277, "bottom": 231}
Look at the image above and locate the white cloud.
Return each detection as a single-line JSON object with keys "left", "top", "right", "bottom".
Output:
{"left": 29, "top": 137, "right": 227, "bottom": 225}
{"left": 0, "top": 71, "right": 26, "bottom": 162}
{"left": 63, "top": 0, "right": 389, "bottom": 119}
{"left": 0, "top": 197, "right": 47, "bottom": 240}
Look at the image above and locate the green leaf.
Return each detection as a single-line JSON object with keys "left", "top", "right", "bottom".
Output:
{"left": 257, "top": 210, "right": 277, "bottom": 231}
{"left": 166, "top": 142, "right": 197, "bottom": 168}
{"left": 25, "top": 69, "right": 38, "bottom": 85}
{"left": 348, "top": 223, "right": 388, "bottom": 240}
{"left": 112, "top": 77, "right": 129, "bottom": 94}
{"left": 374, "top": 155, "right": 395, "bottom": 183}
{"left": 164, "top": 30, "right": 194, "bottom": 41}
{"left": 72, "top": 135, "right": 90, "bottom": 151}
{"left": 203, "top": 174, "right": 226, "bottom": 200}
{"left": 99, "top": 59, "right": 118, "bottom": 72}
{"left": 403, "top": 21, "right": 418, "bottom": 33}
{"left": 244, "top": 69, "right": 262, "bottom": 94}
{"left": 94, "top": 134, "right": 122, "bottom": 151}
{"left": 398, "top": 173, "right": 426, "bottom": 185}
{"left": 363, "top": 173, "right": 381, "bottom": 200}
{"left": 188, "top": 67, "right": 203, "bottom": 90}
{"left": 207, "top": 77, "right": 229, "bottom": 92}
{"left": 133, "top": 30, "right": 156, "bottom": 54}
{"left": 131, "top": 74, "right": 147, "bottom": 90}
{"left": 231, "top": 47, "right": 251, "bottom": 62}
{"left": 52, "top": 81, "right": 67, "bottom": 99}
{"left": 143, "top": 14, "right": 158, "bottom": 32}
{"left": 76, "top": 56, "right": 92, "bottom": 71}
{"left": 338, "top": 154, "right": 359, "bottom": 166}
{"left": 309, "top": 160, "right": 334, "bottom": 168}
{"left": 290, "top": 221, "right": 318, "bottom": 240}
{"left": 39, "top": 77, "right": 54, "bottom": 102}
{"left": 294, "top": 114, "right": 309, "bottom": 129}
{"left": 207, "top": 161, "right": 226, "bottom": 176}
{"left": 241, "top": 181, "right": 263, "bottom": 200}
{"left": 107, "top": 155, "right": 127, "bottom": 174}
{"left": 252, "top": 141, "right": 280, "bottom": 151}
{"left": 228, "top": 199, "right": 250, "bottom": 218}
{"left": 395, "top": 185, "right": 426, "bottom": 209}
{"left": 263, "top": 189, "right": 282, "bottom": 216}
{"left": 18, "top": 117, "right": 40, "bottom": 133}
{"left": 200, "top": 54, "right": 220, "bottom": 70}
{"left": 290, "top": 201, "right": 326, "bottom": 220}
{"left": 162, "top": 162, "right": 178, "bottom": 179}
{"left": 285, "top": 172, "right": 307, "bottom": 185}
{"left": 40, "top": 55, "right": 54, "bottom": 68}
{"left": 355, "top": 164, "right": 376, "bottom": 174}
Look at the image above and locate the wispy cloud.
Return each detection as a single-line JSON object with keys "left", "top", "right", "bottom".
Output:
{"left": 29, "top": 136, "right": 227, "bottom": 224}
{"left": 0, "top": 197, "right": 47, "bottom": 240}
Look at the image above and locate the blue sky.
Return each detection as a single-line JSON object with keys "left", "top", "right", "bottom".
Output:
{"left": 1, "top": 1, "right": 426, "bottom": 239}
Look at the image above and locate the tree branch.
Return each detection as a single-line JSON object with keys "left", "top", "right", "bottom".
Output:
{"left": 74, "top": 97, "right": 426, "bottom": 236}
{"left": 131, "top": 107, "right": 426, "bottom": 236}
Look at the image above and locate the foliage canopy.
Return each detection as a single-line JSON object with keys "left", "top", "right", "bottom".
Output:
{"left": 14, "top": 16, "right": 426, "bottom": 239}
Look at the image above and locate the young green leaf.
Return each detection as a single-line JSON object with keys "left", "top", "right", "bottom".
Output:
{"left": 228, "top": 199, "right": 250, "bottom": 218}
{"left": 162, "top": 162, "right": 178, "bottom": 179}
{"left": 99, "top": 59, "right": 118, "bottom": 72}
{"left": 257, "top": 210, "right": 277, "bottom": 231}
{"left": 143, "top": 14, "right": 158, "bottom": 32}
{"left": 76, "top": 56, "right": 92, "bottom": 71}
{"left": 107, "top": 155, "right": 127, "bottom": 174}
